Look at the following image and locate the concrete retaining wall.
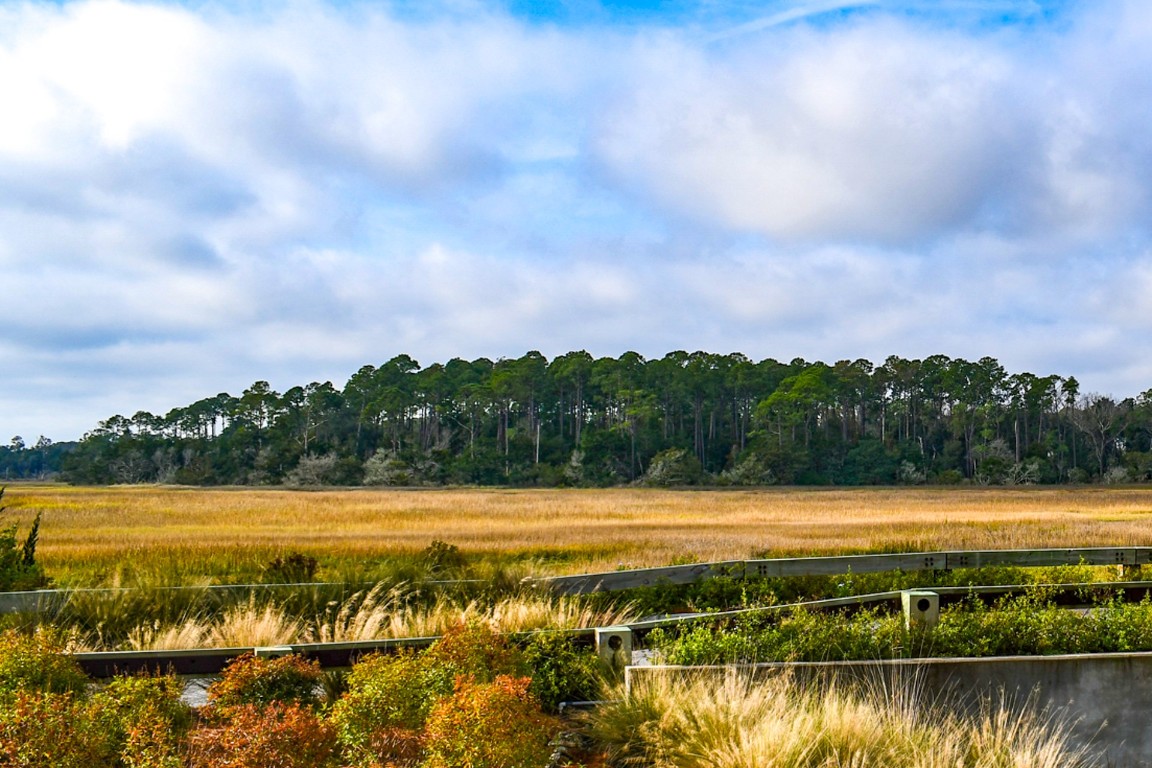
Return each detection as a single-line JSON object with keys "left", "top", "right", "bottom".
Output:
{"left": 628, "top": 653, "right": 1152, "bottom": 767}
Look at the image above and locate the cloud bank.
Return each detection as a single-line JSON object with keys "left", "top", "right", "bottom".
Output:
{"left": 2, "top": 0, "right": 1152, "bottom": 440}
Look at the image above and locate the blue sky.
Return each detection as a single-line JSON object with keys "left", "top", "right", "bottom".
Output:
{"left": 2, "top": 0, "right": 1150, "bottom": 441}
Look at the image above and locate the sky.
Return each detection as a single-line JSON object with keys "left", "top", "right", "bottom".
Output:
{"left": 3, "top": 0, "right": 1152, "bottom": 442}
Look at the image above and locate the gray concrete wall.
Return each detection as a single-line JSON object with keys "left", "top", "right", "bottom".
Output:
{"left": 628, "top": 653, "right": 1152, "bottom": 767}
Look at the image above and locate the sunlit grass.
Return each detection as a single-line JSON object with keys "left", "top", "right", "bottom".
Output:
{"left": 7, "top": 484, "right": 1152, "bottom": 587}
{"left": 590, "top": 671, "right": 1097, "bottom": 768}
{"left": 63, "top": 586, "right": 640, "bottom": 651}
{"left": 312, "top": 584, "right": 638, "bottom": 644}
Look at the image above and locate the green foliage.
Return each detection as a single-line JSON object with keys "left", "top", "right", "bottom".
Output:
{"left": 838, "top": 439, "right": 901, "bottom": 485}
{"left": 623, "top": 564, "right": 1133, "bottom": 618}
{"left": 262, "top": 552, "right": 319, "bottom": 583}
{"left": 621, "top": 573, "right": 780, "bottom": 617}
{"left": 650, "top": 590, "right": 1152, "bottom": 665}
{"left": 59, "top": 350, "right": 1147, "bottom": 488}
{"left": 206, "top": 652, "right": 325, "bottom": 709}
{"left": 187, "top": 702, "right": 338, "bottom": 768}
{"left": 89, "top": 674, "right": 192, "bottom": 768}
{"left": 0, "top": 629, "right": 90, "bottom": 695}
{"left": 421, "top": 539, "right": 468, "bottom": 575}
{"left": 0, "top": 437, "right": 73, "bottom": 480}
{"left": 522, "top": 630, "right": 605, "bottom": 713}
{"left": 929, "top": 592, "right": 1152, "bottom": 657}
{"left": 328, "top": 650, "right": 453, "bottom": 765}
{"left": 641, "top": 448, "right": 705, "bottom": 486}
{"left": 650, "top": 607, "right": 912, "bottom": 666}
{"left": 0, "top": 488, "right": 47, "bottom": 591}
{"left": 422, "top": 675, "right": 559, "bottom": 768}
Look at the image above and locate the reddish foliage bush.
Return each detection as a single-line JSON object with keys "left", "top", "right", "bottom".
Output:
{"left": 362, "top": 726, "right": 426, "bottom": 768}
{"left": 207, "top": 652, "right": 324, "bottom": 709}
{"left": 422, "top": 675, "right": 560, "bottom": 768}
{"left": 186, "top": 701, "right": 338, "bottom": 768}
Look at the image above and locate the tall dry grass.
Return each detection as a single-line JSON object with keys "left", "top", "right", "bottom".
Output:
{"left": 590, "top": 671, "right": 1098, "bottom": 768}
{"left": 104, "top": 587, "right": 638, "bottom": 651}
{"left": 313, "top": 584, "right": 637, "bottom": 643}
{"left": 126, "top": 598, "right": 307, "bottom": 650}
{"left": 8, "top": 484, "right": 1152, "bottom": 585}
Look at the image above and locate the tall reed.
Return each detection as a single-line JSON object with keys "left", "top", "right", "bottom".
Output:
{"left": 99, "top": 588, "right": 639, "bottom": 651}
{"left": 588, "top": 671, "right": 1098, "bottom": 768}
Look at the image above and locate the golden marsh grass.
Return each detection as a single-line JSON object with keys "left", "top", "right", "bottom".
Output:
{"left": 591, "top": 672, "right": 1094, "bottom": 768}
{"left": 112, "top": 587, "right": 639, "bottom": 651}
{"left": 7, "top": 484, "right": 1152, "bottom": 585}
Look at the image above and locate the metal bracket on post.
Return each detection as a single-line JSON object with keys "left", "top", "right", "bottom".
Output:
{"left": 901, "top": 590, "right": 940, "bottom": 631}
{"left": 595, "top": 626, "right": 632, "bottom": 673}
{"left": 254, "top": 645, "right": 295, "bottom": 659}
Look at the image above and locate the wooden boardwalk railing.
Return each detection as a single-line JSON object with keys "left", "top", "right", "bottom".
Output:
{"left": 524, "top": 547, "right": 1152, "bottom": 594}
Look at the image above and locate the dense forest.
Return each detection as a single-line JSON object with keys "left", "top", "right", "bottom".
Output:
{"left": 6, "top": 352, "right": 1152, "bottom": 487}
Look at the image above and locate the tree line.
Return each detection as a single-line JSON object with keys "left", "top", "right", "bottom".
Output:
{"left": 11, "top": 351, "right": 1152, "bottom": 487}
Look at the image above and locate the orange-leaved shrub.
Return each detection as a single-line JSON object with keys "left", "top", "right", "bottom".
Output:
{"left": 421, "top": 621, "right": 528, "bottom": 682}
{"left": 207, "top": 652, "right": 325, "bottom": 709}
{"left": 186, "top": 701, "right": 338, "bottom": 768}
{"left": 422, "top": 675, "right": 559, "bottom": 768}
{"left": 0, "top": 690, "right": 114, "bottom": 768}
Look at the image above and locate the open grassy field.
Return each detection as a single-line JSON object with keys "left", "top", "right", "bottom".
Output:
{"left": 7, "top": 484, "right": 1152, "bottom": 587}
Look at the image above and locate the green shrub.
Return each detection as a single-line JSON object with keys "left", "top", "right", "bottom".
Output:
{"left": 651, "top": 608, "right": 910, "bottom": 666}
{"left": 186, "top": 702, "right": 338, "bottom": 768}
{"left": 421, "top": 540, "right": 468, "bottom": 574}
{"left": 0, "top": 690, "right": 114, "bottom": 767}
{"left": 207, "top": 652, "right": 324, "bottom": 709}
{"left": 0, "top": 488, "right": 47, "bottom": 591}
{"left": 90, "top": 674, "right": 192, "bottom": 768}
{"left": 422, "top": 675, "right": 559, "bottom": 768}
{"left": 262, "top": 553, "right": 319, "bottom": 584}
{"left": 0, "top": 629, "right": 90, "bottom": 695}
{"left": 928, "top": 592, "right": 1152, "bottom": 657}
{"left": 650, "top": 590, "right": 1152, "bottom": 665}
{"left": 522, "top": 631, "right": 605, "bottom": 713}
{"left": 328, "top": 651, "right": 452, "bottom": 766}
{"left": 625, "top": 565, "right": 1134, "bottom": 619}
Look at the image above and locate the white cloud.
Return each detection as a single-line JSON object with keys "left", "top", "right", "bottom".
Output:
{"left": 3, "top": 0, "right": 1152, "bottom": 441}
{"left": 593, "top": 22, "right": 1024, "bottom": 243}
{"left": 0, "top": 1, "right": 208, "bottom": 156}
{"left": 595, "top": 8, "right": 1152, "bottom": 247}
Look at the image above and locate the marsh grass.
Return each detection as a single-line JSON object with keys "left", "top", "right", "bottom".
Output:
{"left": 590, "top": 671, "right": 1098, "bottom": 768}
{"left": 323, "top": 590, "right": 639, "bottom": 642}
{"left": 9, "top": 484, "right": 1152, "bottom": 587}
{"left": 53, "top": 585, "right": 640, "bottom": 651}
{"left": 127, "top": 598, "right": 308, "bottom": 650}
